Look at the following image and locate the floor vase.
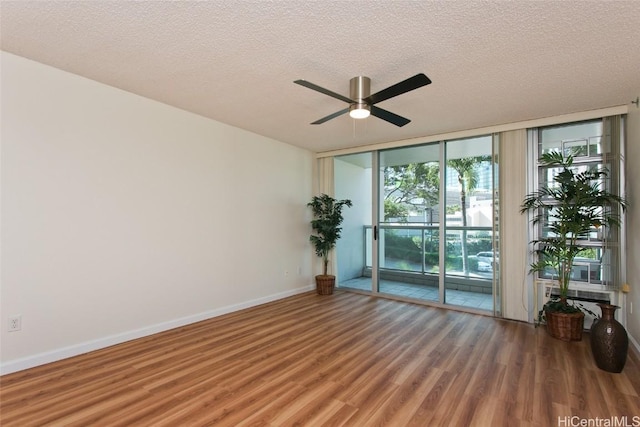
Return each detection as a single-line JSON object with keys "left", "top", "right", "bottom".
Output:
{"left": 590, "top": 303, "right": 628, "bottom": 373}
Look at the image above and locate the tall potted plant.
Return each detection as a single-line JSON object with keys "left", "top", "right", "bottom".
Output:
{"left": 308, "top": 194, "right": 352, "bottom": 295}
{"left": 520, "top": 151, "right": 626, "bottom": 341}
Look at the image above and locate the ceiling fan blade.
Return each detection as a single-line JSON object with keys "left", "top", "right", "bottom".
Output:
{"left": 365, "top": 73, "right": 431, "bottom": 105}
{"left": 311, "top": 108, "right": 350, "bottom": 124}
{"left": 294, "top": 79, "right": 354, "bottom": 104}
{"left": 371, "top": 106, "right": 411, "bottom": 127}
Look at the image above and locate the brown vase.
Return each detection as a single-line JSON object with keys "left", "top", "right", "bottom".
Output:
{"left": 590, "top": 304, "right": 628, "bottom": 373}
{"left": 315, "top": 275, "right": 335, "bottom": 295}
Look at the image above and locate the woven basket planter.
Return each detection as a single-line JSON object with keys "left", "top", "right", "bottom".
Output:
{"left": 315, "top": 275, "right": 335, "bottom": 295}
{"left": 545, "top": 309, "right": 585, "bottom": 341}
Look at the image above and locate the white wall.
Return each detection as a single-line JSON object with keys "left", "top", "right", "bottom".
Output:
{"left": 0, "top": 52, "right": 314, "bottom": 373}
{"left": 625, "top": 105, "right": 640, "bottom": 350}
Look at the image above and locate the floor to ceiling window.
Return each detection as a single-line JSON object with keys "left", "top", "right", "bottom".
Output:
{"left": 443, "top": 136, "right": 496, "bottom": 311}
{"left": 336, "top": 135, "right": 499, "bottom": 313}
{"left": 376, "top": 143, "right": 441, "bottom": 302}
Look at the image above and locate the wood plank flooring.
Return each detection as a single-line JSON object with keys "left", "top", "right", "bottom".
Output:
{"left": 1, "top": 291, "right": 639, "bottom": 426}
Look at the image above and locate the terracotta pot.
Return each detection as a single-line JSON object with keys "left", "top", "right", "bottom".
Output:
{"left": 315, "top": 275, "right": 335, "bottom": 295}
{"left": 590, "top": 304, "right": 628, "bottom": 373}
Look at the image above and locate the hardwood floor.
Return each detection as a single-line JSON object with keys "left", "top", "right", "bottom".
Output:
{"left": 1, "top": 291, "right": 639, "bottom": 426}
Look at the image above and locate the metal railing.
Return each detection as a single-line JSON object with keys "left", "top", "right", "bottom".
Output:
{"left": 364, "top": 224, "right": 494, "bottom": 278}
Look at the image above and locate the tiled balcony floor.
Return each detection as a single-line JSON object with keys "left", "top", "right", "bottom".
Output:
{"left": 340, "top": 277, "right": 494, "bottom": 311}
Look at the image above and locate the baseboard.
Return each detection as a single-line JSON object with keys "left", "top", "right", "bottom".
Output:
{"left": 0, "top": 284, "right": 315, "bottom": 375}
{"left": 629, "top": 332, "right": 640, "bottom": 361}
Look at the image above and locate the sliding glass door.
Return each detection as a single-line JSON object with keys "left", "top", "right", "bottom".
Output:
{"left": 377, "top": 144, "right": 440, "bottom": 301}
{"left": 334, "top": 136, "right": 499, "bottom": 314}
{"left": 443, "top": 136, "right": 496, "bottom": 311}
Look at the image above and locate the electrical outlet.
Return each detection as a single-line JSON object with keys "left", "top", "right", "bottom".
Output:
{"left": 8, "top": 316, "right": 21, "bottom": 332}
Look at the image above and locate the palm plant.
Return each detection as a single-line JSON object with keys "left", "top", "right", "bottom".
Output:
{"left": 520, "top": 151, "right": 627, "bottom": 314}
{"left": 308, "top": 194, "right": 352, "bottom": 276}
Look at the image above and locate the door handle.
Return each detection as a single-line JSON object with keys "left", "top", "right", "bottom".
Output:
{"left": 374, "top": 225, "right": 378, "bottom": 240}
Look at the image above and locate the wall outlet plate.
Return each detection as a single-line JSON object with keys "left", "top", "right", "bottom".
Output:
{"left": 8, "top": 316, "right": 22, "bottom": 332}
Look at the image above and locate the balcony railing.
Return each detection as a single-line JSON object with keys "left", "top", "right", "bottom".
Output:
{"left": 364, "top": 224, "right": 495, "bottom": 278}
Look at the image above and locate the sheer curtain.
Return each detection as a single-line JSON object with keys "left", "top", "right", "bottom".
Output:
{"left": 315, "top": 156, "right": 334, "bottom": 197}
{"left": 499, "top": 129, "right": 529, "bottom": 322}
{"left": 311, "top": 156, "right": 336, "bottom": 277}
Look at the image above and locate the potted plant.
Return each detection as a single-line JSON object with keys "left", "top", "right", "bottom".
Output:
{"left": 520, "top": 151, "right": 626, "bottom": 341}
{"left": 308, "top": 194, "right": 352, "bottom": 295}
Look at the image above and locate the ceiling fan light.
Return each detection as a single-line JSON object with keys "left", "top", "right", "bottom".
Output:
{"left": 349, "top": 104, "right": 370, "bottom": 119}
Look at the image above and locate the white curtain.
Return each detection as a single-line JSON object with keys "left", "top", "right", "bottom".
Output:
{"left": 311, "top": 156, "right": 336, "bottom": 277}
{"left": 315, "top": 156, "right": 335, "bottom": 197}
{"left": 498, "top": 129, "right": 530, "bottom": 322}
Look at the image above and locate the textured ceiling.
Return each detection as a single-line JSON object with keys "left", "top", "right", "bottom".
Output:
{"left": 2, "top": 1, "right": 639, "bottom": 153}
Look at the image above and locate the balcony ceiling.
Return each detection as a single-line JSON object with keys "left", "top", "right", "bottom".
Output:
{"left": 2, "top": 1, "right": 639, "bottom": 153}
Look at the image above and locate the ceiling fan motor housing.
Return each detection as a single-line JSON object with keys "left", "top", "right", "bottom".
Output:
{"left": 350, "top": 76, "right": 371, "bottom": 101}
{"left": 349, "top": 76, "right": 371, "bottom": 116}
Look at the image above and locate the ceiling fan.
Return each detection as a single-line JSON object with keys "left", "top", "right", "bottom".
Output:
{"left": 294, "top": 73, "right": 431, "bottom": 127}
